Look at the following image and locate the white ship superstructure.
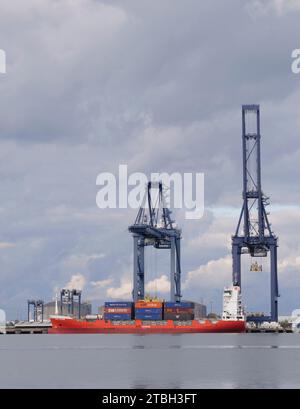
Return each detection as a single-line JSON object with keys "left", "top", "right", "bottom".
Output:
{"left": 222, "top": 286, "right": 245, "bottom": 321}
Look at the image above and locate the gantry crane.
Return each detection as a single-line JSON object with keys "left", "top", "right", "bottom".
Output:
{"left": 129, "top": 181, "right": 182, "bottom": 302}
{"left": 60, "top": 289, "right": 82, "bottom": 318}
{"left": 232, "top": 105, "right": 279, "bottom": 322}
{"left": 27, "top": 299, "right": 44, "bottom": 322}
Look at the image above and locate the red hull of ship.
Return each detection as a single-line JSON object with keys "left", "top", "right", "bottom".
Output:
{"left": 49, "top": 317, "right": 245, "bottom": 334}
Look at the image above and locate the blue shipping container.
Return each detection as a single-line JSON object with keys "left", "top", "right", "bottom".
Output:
{"left": 164, "top": 302, "right": 193, "bottom": 308}
{"left": 104, "top": 302, "right": 133, "bottom": 308}
{"left": 104, "top": 313, "right": 132, "bottom": 320}
{"left": 135, "top": 315, "right": 162, "bottom": 320}
{"left": 135, "top": 313, "right": 162, "bottom": 318}
{"left": 134, "top": 308, "right": 162, "bottom": 314}
{"left": 135, "top": 313, "right": 162, "bottom": 320}
{"left": 135, "top": 312, "right": 162, "bottom": 318}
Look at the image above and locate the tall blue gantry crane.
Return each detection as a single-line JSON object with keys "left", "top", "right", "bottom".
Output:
{"left": 129, "top": 181, "right": 182, "bottom": 302}
{"left": 232, "top": 105, "right": 279, "bottom": 322}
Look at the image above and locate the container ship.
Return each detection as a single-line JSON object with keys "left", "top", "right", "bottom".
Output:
{"left": 49, "top": 287, "right": 246, "bottom": 334}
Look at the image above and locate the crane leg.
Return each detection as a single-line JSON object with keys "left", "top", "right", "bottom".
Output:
{"left": 232, "top": 242, "right": 241, "bottom": 287}
{"left": 270, "top": 243, "right": 279, "bottom": 322}
{"left": 133, "top": 234, "right": 145, "bottom": 301}
{"left": 170, "top": 237, "right": 176, "bottom": 302}
{"left": 175, "top": 237, "right": 181, "bottom": 302}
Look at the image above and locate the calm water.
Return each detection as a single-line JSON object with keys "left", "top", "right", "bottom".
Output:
{"left": 0, "top": 334, "right": 300, "bottom": 388}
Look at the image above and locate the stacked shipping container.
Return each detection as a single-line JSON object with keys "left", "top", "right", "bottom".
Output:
{"left": 135, "top": 301, "right": 163, "bottom": 320}
{"left": 103, "top": 300, "right": 197, "bottom": 321}
{"left": 164, "top": 301, "right": 194, "bottom": 321}
{"left": 104, "top": 302, "right": 133, "bottom": 320}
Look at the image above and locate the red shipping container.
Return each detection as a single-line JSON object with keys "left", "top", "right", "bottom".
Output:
{"left": 135, "top": 301, "right": 162, "bottom": 308}
{"left": 164, "top": 307, "right": 194, "bottom": 314}
{"left": 104, "top": 307, "right": 132, "bottom": 314}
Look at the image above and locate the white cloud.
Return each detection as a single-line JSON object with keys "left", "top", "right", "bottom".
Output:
{"left": 65, "top": 273, "right": 86, "bottom": 291}
{"left": 187, "top": 212, "right": 234, "bottom": 252}
{"left": 279, "top": 256, "right": 300, "bottom": 272}
{"left": 183, "top": 256, "right": 232, "bottom": 290}
{"left": 0, "top": 242, "right": 15, "bottom": 249}
{"left": 91, "top": 278, "right": 113, "bottom": 289}
{"left": 246, "top": 0, "right": 300, "bottom": 16}
{"left": 105, "top": 274, "right": 171, "bottom": 300}
{"left": 272, "top": 0, "right": 300, "bottom": 14}
{"left": 277, "top": 255, "right": 300, "bottom": 288}
{"left": 85, "top": 277, "right": 114, "bottom": 301}
{"left": 62, "top": 253, "right": 105, "bottom": 270}
{"left": 106, "top": 277, "right": 132, "bottom": 300}
{"left": 145, "top": 274, "right": 170, "bottom": 294}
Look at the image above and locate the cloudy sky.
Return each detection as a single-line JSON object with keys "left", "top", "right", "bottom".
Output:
{"left": 0, "top": 0, "right": 300, "bottom": 319}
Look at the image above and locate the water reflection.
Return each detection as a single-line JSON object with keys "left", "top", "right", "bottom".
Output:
{"left": 0, "top": 334, "right": 300, "bottom": 388}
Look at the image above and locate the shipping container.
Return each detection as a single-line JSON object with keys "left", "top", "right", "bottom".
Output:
{"left": 134, "top": 314, "right": 163, "bottom": 320}
{"left": 164, "top": 312, "right": 194, "bottom": 321}
{"left": 135, "top": 311, "right": 163, "bottom": 316}
{"left": 104, "top": 302, "right": 133, "bottom": 308}
{"left": 134, "top": 307, "right": 162, "bottom": 314}
{"left": 135, "top": 314, "right": 162, "bottom": 320}
{"left": 135, "top": 301, "right": 163, "bottom": 308}
{"left": 164, "top": 307, "right": 194, "bottom": 314}
{"left": 164, "top": 302, "right": 194, "bottom": 308}
{"left": 104, "top": 307, "right": 132, "bottom": 314}
{"left": 104, "top": 313, "right": 132, "bottom": 320}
